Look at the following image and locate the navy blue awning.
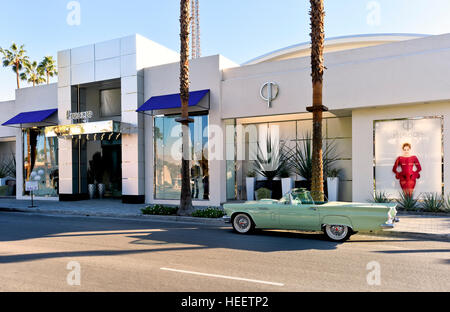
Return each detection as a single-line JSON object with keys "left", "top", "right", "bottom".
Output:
{"left": 2, "top": 108, "right": 57, "bottom": 126}
{"left": 136, "top": 89, "right": 210, "bottom": 113}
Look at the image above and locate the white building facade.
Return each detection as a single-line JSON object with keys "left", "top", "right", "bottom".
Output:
{"left": 0, "top": 33, "right": 449, "bottom": 206}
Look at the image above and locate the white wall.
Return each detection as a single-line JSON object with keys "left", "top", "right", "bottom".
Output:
{"left": 352, "top": 101, "right": 450, "bottom": 202}
{"left": 57, "top": 34, "right": 179, "bottom": 199}
{"left": 222, "top": 33, "right": 450, "bottom": 119}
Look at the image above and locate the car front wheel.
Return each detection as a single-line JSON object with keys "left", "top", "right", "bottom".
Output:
{"left": 324, "top": 224, "right": 351, "bottom": 242}
{"left": 232, "top": 213, "right": 254, "bottom": 234}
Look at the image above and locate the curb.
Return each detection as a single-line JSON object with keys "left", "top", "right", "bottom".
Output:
{"left": 0, "top": 207, "right": 225, "bottom": 226}
{"left": 1, "top": 207, "right": 448, "bottom": 241}
{"left": 361, "top": 230, "right": 450, "bottom": 242}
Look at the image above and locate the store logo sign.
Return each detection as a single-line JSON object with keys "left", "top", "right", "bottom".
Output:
{"left": 260, "top": 82, "right": 279, "bottom": 108}
{"left": 66, "top": 110, "right": 93, "bottom": 122}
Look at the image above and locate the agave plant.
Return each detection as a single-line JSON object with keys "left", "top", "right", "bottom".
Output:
{"left": 0, "top": 155, "right": 16, "bottom": 178}
{"left": 371, "top": 191, "right": 391, "bottom": 203}
{"left": 252, "top": 135, "right": 290, "bottom": 181}
{"left": 420, "top": 193, "right": 444, "bottom": 212}
{"left": 443, "top": 194, "right": 450, "bottom": 212}
{"left": 287, "top": 132, "right": 339, "bottom": 182}
{"left": 395, "top": 191, "right": 418, "bottom": 211}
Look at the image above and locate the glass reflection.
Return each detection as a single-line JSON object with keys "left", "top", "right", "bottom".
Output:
{"left": 23, "top": 128, "right": 58, "bottom": 197}
{"left": 154, "top": 114, "right": 209, "bottom": 200}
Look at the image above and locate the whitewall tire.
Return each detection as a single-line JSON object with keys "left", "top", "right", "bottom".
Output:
{"left": 324, "top": 224, "right": 351, "bottom": 242}
{"left": 232, "top": 214, "right": 254, "bottom": 234}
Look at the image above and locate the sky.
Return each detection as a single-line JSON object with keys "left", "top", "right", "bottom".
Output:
{"left": 1, "top": 0, "right": 450, "bottom": 101}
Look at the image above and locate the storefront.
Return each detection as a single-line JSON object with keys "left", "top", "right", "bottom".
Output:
{"left": 2, "top": 106, "right": 59, "bottom": 199}
{"left": 45, "top": 80, "right": 124, "bottom": 200}
{"left": 1, "top": 33, "right": 450, "bottom": 205}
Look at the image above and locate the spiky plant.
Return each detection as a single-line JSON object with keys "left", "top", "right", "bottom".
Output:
{"left": 288, "top": 132, "right": 339, "bottom": 183}
{"left": 443, "top": 194, "right": 450, "bottom": 212}
{"left": 370, "top": 191, "right": 391, "bottom": 203}
{"left": 253, "top": 135, "right": 290, "bottom": 181}
{"left": 396, "top": 191, "right": 418, "bottom": 211}
{"left": 420, "top": 193, "right": 444, "bottom": 212}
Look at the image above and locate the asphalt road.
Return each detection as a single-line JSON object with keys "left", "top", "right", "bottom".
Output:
{"left": 0, "top": 212, "right": 448, "bottom": 292}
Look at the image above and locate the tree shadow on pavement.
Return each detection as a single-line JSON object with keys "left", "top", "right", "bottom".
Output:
{"left": 0, "top": 213, "right": 353, "bottom": 264}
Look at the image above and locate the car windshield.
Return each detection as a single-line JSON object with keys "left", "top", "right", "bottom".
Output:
{"left": 291, "top": 189, "right": 315, "bottom": 205}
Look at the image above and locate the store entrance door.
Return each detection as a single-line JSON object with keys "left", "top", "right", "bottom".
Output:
{"left": 86, "top": 138, "right": 122, "bottom": 199}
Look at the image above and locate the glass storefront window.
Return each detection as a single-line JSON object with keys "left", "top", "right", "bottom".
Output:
{"left": 154, "top": 113, "right": 209, "bottom": 200}
{"left": 23, "top": 128, "right": 58, "bottom": 197}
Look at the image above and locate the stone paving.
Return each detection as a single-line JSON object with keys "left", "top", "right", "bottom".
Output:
{"left": 0, "top": 198, "right": 448, "bottom": 240}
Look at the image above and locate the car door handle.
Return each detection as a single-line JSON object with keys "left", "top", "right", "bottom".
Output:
{"left": 310, "top": 207, "right": 318, "bottom": 211}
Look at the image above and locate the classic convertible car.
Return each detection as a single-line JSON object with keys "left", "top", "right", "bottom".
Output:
{"left": 223, "top": 188, "right": 398, "bottom": 241}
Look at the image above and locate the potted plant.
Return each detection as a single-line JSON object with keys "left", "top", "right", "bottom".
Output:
{"left": 89, "top": 152, "right": 105, "bottom": 199}
{"left": 326, "top": 168, "right": 341, "bottom": 201}
{"left": 87, "top": 167, "right": 96, "bottom": 199}
{"left": 288, "top": 132, "right": 339, "bottom": 198}
{"left": 246, "top": 170, "right": 256, "bottom": 201}
{"left": 252, "top": 135, "right": 289, "bottom": 199}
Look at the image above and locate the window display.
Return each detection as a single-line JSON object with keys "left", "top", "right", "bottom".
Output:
{"left": 23, "top": 128, "right": 58, "bottom": 197}
{"left": 154, "top": 113, "right": 209, "bottom": 200}
{"left": 374, "top": 117, "right": 443, "bottom": 198}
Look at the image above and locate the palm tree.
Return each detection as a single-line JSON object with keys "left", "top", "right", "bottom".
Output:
{"left": 176, "top": 0, "right": 194, "bottom": 215}
{"left": 306, "top": 0, "right": 327, "bottom": 201}
{"left": 20, "top": 61, "right": 46, "bottom": 87}
{"left": 0, "top": 43, "right": 30, "bottom": 89}
{"left": 38, "top": 56, "right": 58, "bottom": 84}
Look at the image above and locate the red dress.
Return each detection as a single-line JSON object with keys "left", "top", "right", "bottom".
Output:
{"left": 392, "top": 156, "right": 421, "bottom": 195}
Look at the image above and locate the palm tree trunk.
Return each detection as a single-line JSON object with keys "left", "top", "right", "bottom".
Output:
{"left": 177, "top": 0, "right": 194, "bottom": 215}
{"left": 15, "top": 62, "right": 20, "bottom": 89}
{"left": 308, "top": 0, "right": 327, "bottom": 201}
{"left": 47, "top": 71, "right": 49, "bottom": 84}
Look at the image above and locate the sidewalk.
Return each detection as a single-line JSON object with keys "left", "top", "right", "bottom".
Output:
{"left": 0, "top": 198, "right": 448, "bottom": 241}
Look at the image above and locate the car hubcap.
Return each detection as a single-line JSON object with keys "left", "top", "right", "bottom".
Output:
{"left": 326, "top": 225, "right": 348, "bottom": 240}
{"left": 234, "top": 215, "right": 251, "bottom": 233}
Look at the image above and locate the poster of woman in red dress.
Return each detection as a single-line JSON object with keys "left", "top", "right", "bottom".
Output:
{"left": 392, "top": 143, "right": 422, "bottom": 196}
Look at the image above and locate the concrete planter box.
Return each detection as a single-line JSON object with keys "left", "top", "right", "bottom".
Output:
{"left": 246, "top": 177, "right": 255, "bottom": 201}
{"left": 281, "top": 177, "right": 293, "bottom": 196}
{"left": 327, "top": 177, "right": 339, "bottom": 201}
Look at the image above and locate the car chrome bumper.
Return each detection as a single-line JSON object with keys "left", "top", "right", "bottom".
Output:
{"left": 223, "top": 216, "right": 231, "bottom": 223}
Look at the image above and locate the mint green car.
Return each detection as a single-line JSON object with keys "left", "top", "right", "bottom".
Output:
{"left": 223, "top": 188, "right": 398, "bottom": 242}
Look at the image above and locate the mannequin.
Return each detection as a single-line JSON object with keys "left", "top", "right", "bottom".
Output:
{"left": 392, "top": 143, "right": 421, "bottom": 196}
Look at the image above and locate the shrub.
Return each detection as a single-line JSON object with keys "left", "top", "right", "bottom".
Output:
{"left": 256, "top": 187, "right": 271, "bottom": 200}
{"left": 443, "top": 194, "right": 450, "bottom": 212}
{"left": 141, "top": 204, "right": 178, "bottom": 215}
{"left": 370, "top": 191, "right": 391, "bottom": 203}
{"left": 395, "top": 192, "right": 418, "bottom": 211}
{"left": 420, "top": 193, "right": 444, "bottom": 212}
{"left": 191, "top": 207, "right": 224, "bottom": 218}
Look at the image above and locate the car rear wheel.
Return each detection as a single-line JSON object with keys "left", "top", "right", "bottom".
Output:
{"left": 324, "top": 224, "right": 351, "bottom": 242}
{"left": 232, "top": 214, "right": 254, "bottom": 234}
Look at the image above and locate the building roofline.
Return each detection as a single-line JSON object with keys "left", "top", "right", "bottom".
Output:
{"left": 243, "top": 33, "right": 429, "bottom": 65}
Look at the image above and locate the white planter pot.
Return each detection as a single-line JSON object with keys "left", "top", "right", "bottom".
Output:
{"left": 88, "top": 184, "right": 96, "bottom": 199}
{"left": 98, "top": 183, "right": 105, "bottom": 199}
{"left": 246, "top": 177, "right": 255, "bottom": 201}
{"left": 281, "top": 177, "right": 293, "bottom": 196}
{"left": 327, "top": 177, "right": 339, "bottom": 201}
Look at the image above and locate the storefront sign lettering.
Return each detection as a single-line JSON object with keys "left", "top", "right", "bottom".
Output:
{"left": 66, "top": 110, "right": 94, "bottom": 122}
